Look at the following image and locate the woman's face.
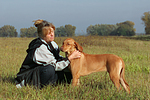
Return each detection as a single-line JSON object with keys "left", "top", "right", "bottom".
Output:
{"left": 43, "top": 28, "right": 55, "bottom": 43}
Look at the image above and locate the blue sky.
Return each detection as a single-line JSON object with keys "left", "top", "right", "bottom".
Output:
{"left": 0, "top": 0, "right": 150, "bottom": 34}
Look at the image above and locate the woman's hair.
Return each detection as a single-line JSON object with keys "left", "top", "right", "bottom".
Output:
{"left": 33, "top": 19, "right": 55, "bottom": 38}
{"left": 42, "top": 26, "right": 53, "bottom": 37}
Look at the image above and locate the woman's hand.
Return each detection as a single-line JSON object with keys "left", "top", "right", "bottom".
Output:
{"left": 68, "top": 50, "right": 81, "bottom": 61}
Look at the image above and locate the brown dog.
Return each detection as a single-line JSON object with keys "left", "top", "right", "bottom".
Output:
{"left": 60, "top": 38, "right": 130, "bottom": 94}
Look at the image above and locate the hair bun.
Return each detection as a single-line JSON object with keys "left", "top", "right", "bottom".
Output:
{"left": 33, "top": 19, "right": 44, "bottom": 27}
{"left": 33, "top": 19, "right": 51, "bottom": 28}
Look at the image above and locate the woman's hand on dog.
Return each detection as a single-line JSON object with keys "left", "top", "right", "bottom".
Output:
{"left": 68, "top": 50, "right": 81, "bottom": 61}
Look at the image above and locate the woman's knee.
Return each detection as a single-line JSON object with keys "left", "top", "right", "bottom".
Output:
{"left": 40, "top": 65, "right": 57, "bottom": 86}
{"left": 40, "top": 65, "right": 55, "bottom": 76}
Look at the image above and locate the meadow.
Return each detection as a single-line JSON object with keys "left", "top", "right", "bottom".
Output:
{"left": 0, "top": 36, "right": 149, "bottom": 100}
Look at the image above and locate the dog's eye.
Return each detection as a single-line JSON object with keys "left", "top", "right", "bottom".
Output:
{"left": 67, "top": 43, "right": 70, "bottom": 45}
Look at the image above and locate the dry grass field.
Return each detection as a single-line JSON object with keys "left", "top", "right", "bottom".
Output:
{"left": 0, "top": 36, "right": 149, "bottom": 99}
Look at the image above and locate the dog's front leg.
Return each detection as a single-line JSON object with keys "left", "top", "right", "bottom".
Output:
{"left": 70, "top": 60, "right": 81, "bottom": 86}
{"left": 77, "top": 79, "right": 80, "bottom": 85}
{"left": 72, "top": 74, "right": 80, "bottom": 86}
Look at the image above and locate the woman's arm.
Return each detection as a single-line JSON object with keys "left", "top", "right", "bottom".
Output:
{"left": 33, "top": 44, "right": 70, "bottom": 71}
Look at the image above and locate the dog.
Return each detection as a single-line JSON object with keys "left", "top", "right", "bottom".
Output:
{"left": 60, "top": 38, "right": 130, "bottom": 94}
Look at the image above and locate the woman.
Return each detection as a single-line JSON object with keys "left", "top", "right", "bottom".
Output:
{"left": 15, "top": 19, "right": 81, "bottom": 88}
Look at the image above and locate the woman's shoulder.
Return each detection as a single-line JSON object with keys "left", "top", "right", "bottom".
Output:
{"left": 36, "top": 44, "right": 48, "bottom": 52}
{"left": 26, "top": 38, "right": 43, "bottom": 53}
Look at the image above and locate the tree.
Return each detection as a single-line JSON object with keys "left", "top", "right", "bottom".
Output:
{"left": 20, "top": 28, "right": 27, "bottom": 37}
{"left": 26, "top": 27, "right": 37, "bottom": 37}
{"left": 112, "top": 24, "right": 135, "bottom": 36}
{"left": 55, "top": 24, "right": 76, "bottom": 37}
{"left": 114, "top": 21, "right": 136, "bottom": 36}
{"left": 86, "top": 24, "right": 118, "bottom": 36}
{"left": 65, "top": 24, "right": 76, "bottom": 37}
{"left": 97, "top": 24, "right": 118, "bottom": 36}
{"left": 86, "top": 25, "right": 98, "bottom": 35}
{"left": 0, "top": 25, "right": 18, "bottom": 37}
{"left": 20, "top": 27, "right": 37, "bottom": 37}
{"left": 55, "top": 26, "right": 66, "bottom": 37}
{"left": 141, "top": 11, "right": 150, "bottom": 35}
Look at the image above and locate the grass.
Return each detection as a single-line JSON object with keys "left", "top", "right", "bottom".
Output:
{"left": 0, "top": 36, "right": 149, "bottom": 99}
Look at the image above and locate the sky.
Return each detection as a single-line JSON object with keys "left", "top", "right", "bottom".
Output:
{"left": 0, "top": 0, "right": 150, "bottom": 35}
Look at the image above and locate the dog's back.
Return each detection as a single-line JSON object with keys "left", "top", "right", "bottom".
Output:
{"left": 72, "top": 53, "right": 122, "bottom": 76}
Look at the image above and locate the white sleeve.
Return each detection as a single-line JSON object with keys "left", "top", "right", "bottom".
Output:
{"left": 33, "top": 44, "right": 70, "bottom": 71}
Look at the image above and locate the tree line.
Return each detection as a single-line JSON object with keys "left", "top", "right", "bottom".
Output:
{"left": 0, "top": 11, "right": 150, "bottom": 37}
{"left": 86, "top": 21, "right": 136, "bottom": 36}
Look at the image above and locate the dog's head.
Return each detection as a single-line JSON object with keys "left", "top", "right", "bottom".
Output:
{"left": 60, "top": 38, "right": 83, "bottom": 55}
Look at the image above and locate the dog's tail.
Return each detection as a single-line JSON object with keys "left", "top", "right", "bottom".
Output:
{"left": 119, "top": 61, "right": 130, "bottom": 94}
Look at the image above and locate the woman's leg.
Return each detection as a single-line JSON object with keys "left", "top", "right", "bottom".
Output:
{"left": 56, "top": 71, "right": 72, "bottom": 84}
{"left": 64, "top": 72, "right": 72, "bottom": 84}
{"left": 40, "top": 65, "right": 58, "bottom": 88}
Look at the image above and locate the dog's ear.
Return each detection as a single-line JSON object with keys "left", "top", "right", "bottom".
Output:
{"left": 74, "top": 42, "right": 83, "bottom": 52}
